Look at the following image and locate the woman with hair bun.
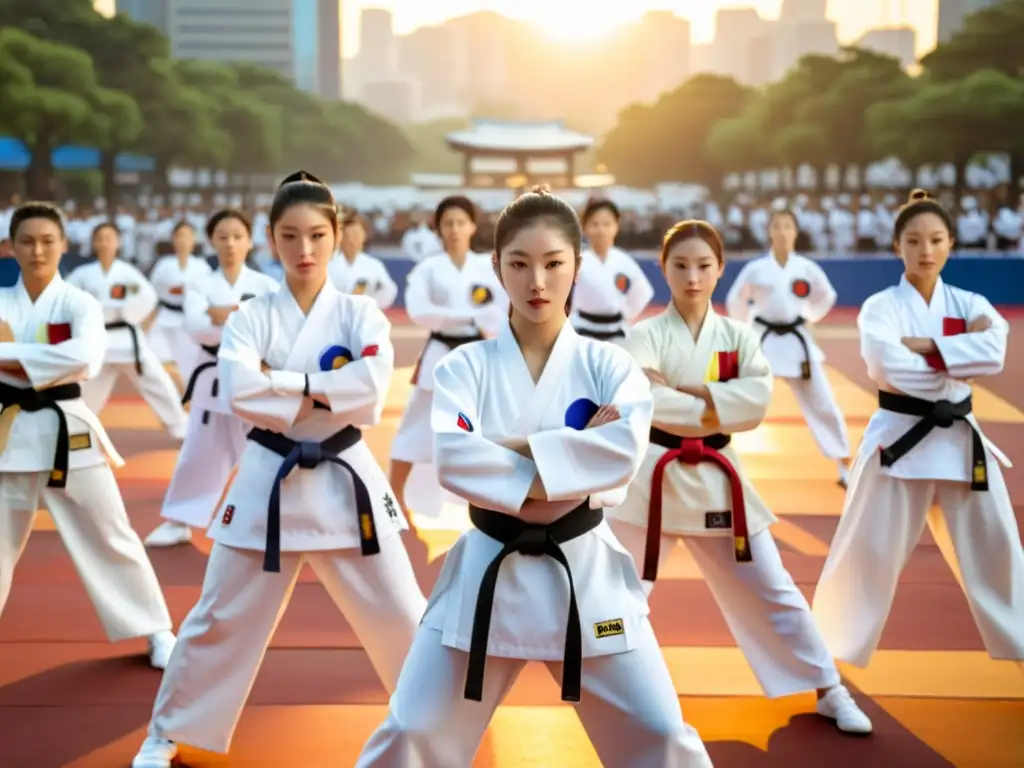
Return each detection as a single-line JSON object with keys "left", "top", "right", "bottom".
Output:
{"left": 357, "top": 188, "right": 712, "bottom": 768}
{"left": 132, "top": 171, "right": 426, "bottom": 768}
{"left": 609, "top": 220, "right": 872, "bottom": 735}
{"left": 812, "top": 189, "right": 1024, "bottom": 669}
{"left": 724, "top": 207, "right": 852, "bottom": 488}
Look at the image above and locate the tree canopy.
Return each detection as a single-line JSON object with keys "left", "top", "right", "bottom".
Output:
{"left": 0, "top": 0, "right": 415, "bottom": 200}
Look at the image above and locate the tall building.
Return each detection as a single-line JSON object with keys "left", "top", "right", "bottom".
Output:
{"left": 359, "top": 8, "right": 397, "bottom": 77}
{"left": 856, "top": 27, "right": 917, "bottom": 69}
{"left": 116, "top": 0, "right": 343, "bottom": 100}
{"left": 937, "top": 0, "right": 1000, "bottom": 42}
{"left": 780, "top": 0, "right": 827, "bottom": 22}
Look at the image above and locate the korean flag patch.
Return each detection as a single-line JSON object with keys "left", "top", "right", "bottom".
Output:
{"left": 564, "top": 398, "right": 599, "bottom": 430}
{"left": 456, "top": 412, "right": 474, "bottom": 432}
{"left": 319, "top": 344, "right": 353, "bottom": 371}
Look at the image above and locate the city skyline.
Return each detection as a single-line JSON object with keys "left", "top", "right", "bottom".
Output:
{"left": 94, "top": 0, "right": 940, "bottom": 57}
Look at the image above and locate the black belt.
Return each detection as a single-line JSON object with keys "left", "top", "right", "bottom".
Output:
{"left": 754, "top": 317, "right": 811, "bottom": 379}
{"left": 465, "top": 500, "right": 603, "bottom": 704}
{"left": 104, "top": 321, "right": 143, "bottom": 375}
{"left": 649, "top": 427, "right": 731, "bottom": 451}
{"left": 0, "top": 382, "right": 83, "bottom": 488}
{"left": 246, "top": 425, "right": 378, "bottom": 572}
{"left": 575, "top": 327, "right": 626, "bottom": 341}
{"left": 575, "top": 310, "right": 626, "bottom": 341}
{"left": 181, "top": 344, "right": 220, "bottom": 425}
{"left": 158, "top": 299, "right": 183, "bottom": 312}
{"left": 430, "top": 330, "right": 483, "bottom": 348}
{"left": 577, "top": 310, "right": 623, "bottom": 325}
{"left": 877, "top": 391, "right": 988, "bottom": 491}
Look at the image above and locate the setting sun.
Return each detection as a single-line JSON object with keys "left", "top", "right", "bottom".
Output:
{"left": 535, "top": 12, "right": 625, "bottom": 43}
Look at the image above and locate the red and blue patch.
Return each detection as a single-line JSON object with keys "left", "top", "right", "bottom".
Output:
{"left": 319, "top": 345, "right": 353, "bottom": 371}
{"left": 456, "top": 412, "right": 474, "bottom": 432}
{"left": 564, "top": 398, "right": 599, "bottom": 430}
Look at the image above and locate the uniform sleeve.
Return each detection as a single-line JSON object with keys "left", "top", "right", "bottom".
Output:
{"left": 431, "top": 350, "right": 536, "bottom": 514}
{"left": 621, "top": 255, "right": 654, "bottom": 322}
{"left": 371, "top": 259, "right": 399, "bottom": 310}
{"left": 305, "top": 301, "right": 394, "bottom": 426}
{"left": 932, "top": 294, "right": 1007, "bottom": 379}
{"left": 724, "top": 261, "right": 755, "bottom": 323}
{"left": 471, "top": 277, "right": 510, "bottom": 337}
{"left": 527, "top": 347, "right": 652, "bottom": 501}
{"left": 801, "top": 259, "right": 838, "bottom": 324}
{"left": 624, "top": 320, "right": 707, "bottom": 428}
{"left": 705, "top": 327, "right": 773, "bottom": 433}
{"left": 0, "top": 291, "right": 106, "bottom": 387}
{"left": 217, "top": 303, "right": 304, "bottom": 432}
{"left": 405, "top": 261, "right": 477, "bottom": 331}
{"left": 858, "top": 293, "right": 945, "bottom": 397}
{"left": 113, "top": 263, "right": 158, "bottom": 324}
{"left": 182, "top": 282, "right": 221, "bottom": 346}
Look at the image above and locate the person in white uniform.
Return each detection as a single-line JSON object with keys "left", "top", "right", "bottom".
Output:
{"left": 144, "top": 210, "right": 280, "bottom": 548}
{"left": 725, "top": 209, "right": 852, "bottom": 487}
{"left": 389, "top": 196, "right": 507, "bottom": 527}
{"left": 131, "top": 172, "right": 427, "bottom": 768}
{"left": 608, "top": 220, "right": 872, "bottom": 735}
{"left": 570, "top": 199, "right": 654, "bottom": 342}
{"left": 65, "top": 223, "right": 188, "bottom": 440}
{"left": 327, "top": 210, "right": 398, "bottom": 309}
{"left": 146, "top": 220, "right": 212, "bottom": 383}
{"left": 0, "top": 203, "right": 176, "bottom": 669}
{"left": 812, "top": 190, "right": 1024, "bottom": 667}
{"left": 357, "top": 188, "right": 713, "bottom": 768}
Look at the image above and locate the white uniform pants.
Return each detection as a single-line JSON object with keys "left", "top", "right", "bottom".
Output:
{"left": 812, "top": 457, "right": 1024, "bottom": 666}
{"left": 356, "top": 623, "right": 713, "bottom": 768}
{"left": 82, "top": 353, "right": 188, "bottom": 440}
{"left": 159, "top": 410, "right": 248, "bottom": 528}
{"left": 611, "top": 521, "right": 839, "bottom": 698}
{"left": 783, "top": 367, "right": 850, "bottom": 460}
{"left": 149, "top": 536, "right": 427, "bottom": 753}
{"left": 0, "top": 465, "right": 173, "bottom": 640}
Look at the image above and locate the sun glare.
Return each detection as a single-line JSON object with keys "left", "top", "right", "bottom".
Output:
{"left": 536, "top": 12, "right": 623, "bottom": 43}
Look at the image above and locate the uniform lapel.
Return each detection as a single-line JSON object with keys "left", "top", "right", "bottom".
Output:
{"left": 283, "top": 279, "right": 340, "bottom": 371}
{"left": 501, "top": 321, "right": 579, "bottom": 436}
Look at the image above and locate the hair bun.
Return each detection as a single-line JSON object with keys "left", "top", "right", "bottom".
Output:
{"left": 280, "top": 170, "right": 324, "bottom": 187}
{"left": 908, "top": 188, "right": 931, "bottom": 203}
{"left": 530, "top": 183, "right": 550, "bottom": 195}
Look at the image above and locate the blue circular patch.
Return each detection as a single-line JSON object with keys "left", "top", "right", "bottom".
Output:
{"left": 565, "top": 398, "right": 600, "bottom": 430}
{"left": 319, "top": 345, "right": 353, "bottom": 371}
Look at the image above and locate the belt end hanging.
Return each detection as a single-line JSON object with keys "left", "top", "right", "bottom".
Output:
{"left": 800, "top": 361, "right": 811, "bottom": 380}
{"left": 734, "top": 536, "right": 752, "bottom": 563}
{"left": 972, "top": 462, "right": 989, "bottom": 492}
{"left": 48, "top": 469, "right": 67, "bottom": 488}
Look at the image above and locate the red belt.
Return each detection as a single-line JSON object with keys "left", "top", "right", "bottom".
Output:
{"left": 644, "top": 433, "right": 751, "bottom": 582}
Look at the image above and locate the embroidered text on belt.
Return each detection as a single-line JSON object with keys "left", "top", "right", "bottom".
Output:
{"left": 645, "top": 428, "right": 750, "bottom": 581}
{"left": 181, "top": 344, "right": 220, "bottom": 425}
{"left": 410, "top": 330, "right": 484, "bottom": 385}
{"left": 246, "top": 425, "right": 379, "bottom": 572}
{"left": 0, "top": 382, "right": 83, "bottom": 488}
{"left": 574, "top": 309, "right": 626, "bottom": 341}
{"left": 104, "top": 320, "right": 143, "bottom": 375}
{"left": 755, "top": 317, "right": 811, "bottom": 379}
{"left": 877, "top": 390, "right": 988, "bottom": 491}
{"left": 465, "top": 500, "right": 602, "bottom": 704}
{"left": 158, "top": 299, "right": 183, "bottom": 312}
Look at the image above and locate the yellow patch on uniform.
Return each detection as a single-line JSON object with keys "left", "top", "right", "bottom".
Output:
{"left": 471, "top": 285, "right": 493, "bottom": 305}
{"left": 352, "top": 280, "right": 368, "bottom": 295}
{"left": 35, "top": 325, "right": 47, "bottom": 343}
{"left": 704, "top": 350, "right": 740, "bottom": 383}
{"left": 594, "top": 618, "right": 625, "bottom": 639}
{"left": 69, "top": 433, "right": 92, "bottom": 451}
{"left": 973, "top": 465, "right": 987, "bottom": 484}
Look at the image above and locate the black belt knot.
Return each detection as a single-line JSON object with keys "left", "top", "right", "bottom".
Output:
{"left": 755, "top": 316, "right": 811, "bottom": 379}
{"left": 512, "top": 527, "right": 549, "bottom": 557}
{"left": 0, "top": 381, "right": 83, "bottom": 488}
{"left": 931, "top": 399, "right": 956, "bottom": 428}
{"left": 104, "top": 320, "right": 143, "bottom": 375}
{"left": 296, "top": 441, "right": 323, "bottom": 469}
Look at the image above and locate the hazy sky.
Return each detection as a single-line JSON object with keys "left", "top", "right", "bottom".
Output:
{"left": 92, "top": 0, "right": 938, "bottom": 57}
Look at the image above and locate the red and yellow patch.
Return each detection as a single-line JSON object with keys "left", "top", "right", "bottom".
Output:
{"left": 704, "top": 350, "right": 740, "bottom": 383}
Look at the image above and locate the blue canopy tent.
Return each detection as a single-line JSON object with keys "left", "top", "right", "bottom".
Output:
{"left": 0, "top": 137, "right": 155, "bottom": 172}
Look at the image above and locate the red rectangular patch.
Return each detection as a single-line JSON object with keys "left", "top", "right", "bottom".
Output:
{"left": 360, "top": 344, "right": 379, "bottom": 358}
{"left": 717, "top": 350, "right": 740, "bottom": 382}
{"left": 221, "top": 505, "right": 234, "bottom": 526}
{"left": 46, "top": 322, "right": 72, "bottom": 344}
{"left": 168, "top": 285, "right": 184, "bottom": 296}
{"left": 110, "top": 284, "right": 127, "bottom": 300}
{"left": 943, "top": 317, "right": 966, "bottom": 336}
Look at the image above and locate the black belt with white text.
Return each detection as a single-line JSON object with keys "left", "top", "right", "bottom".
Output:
{"left": 465, "top": 499, "right": 602, "bottom": 704}
{"left": 754, "top": 317, "right": 811, "bottom": 380}
{"left": 0, "top": 381, "right": 82, "bottom": 488}
{"left": 877, "top": 390, "right": 988, "bottom": 491}
{"left": 246, "top": 424, "right": 378, "bottom": 572}
{"left": 104, "top": 320, "right": 143, "bottom": 375}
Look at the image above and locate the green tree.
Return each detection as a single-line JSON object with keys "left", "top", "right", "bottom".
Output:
{"left": 0, "top": 26, "right": 139, "bottom": 199}
{"left": 398, "top": 117, "right": 469, "bottom": 174}
{"left": 599, "top": 74, "right": 753, "bottom": 189}
{"left": 704, "top": 104, "right": 774, "bottom": 189}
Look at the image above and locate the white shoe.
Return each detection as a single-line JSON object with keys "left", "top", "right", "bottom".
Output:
{"left": 132, "top": 735, "right": 178, "bottom": 768}
{"left": 148, "top": 630, "right": 177, "bottom": 670}
{"left": 145, "top": 521, "right": 192, "bottom": 547}
{"left": 816, "top": 684, "right": 873, "bottom": 734}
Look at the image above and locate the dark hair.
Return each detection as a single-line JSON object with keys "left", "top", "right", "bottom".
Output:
{"left": 269, "top": 170, "right": 339, "bottom": 234}
{"left": 172, "top": 220, "right": 195, "bottom": 236}
{"left": 768, "top": 208, "right": 799, "bottom": 230}
{"left": 9, "top": 202, "right": 65, "bottom": 240}
{"left": 494, "top": 185, "right": 583, "bottom": 317}
{"left": 581, "top": 198, "right": 620, "bottom": 225}
{"left": 660, "top": 220, "right": 726, "bottom": 265}
{"left": 205, "top": 207, "right": 252, "bottom": 241}
{"left": 91, "top": 221, "right": 120, "bottom": 240}
{"left": 434, "top": 195, "right": 476, "bottom": 229}
{"left": 893, "top": 188, "right": 955, "bottom": 242}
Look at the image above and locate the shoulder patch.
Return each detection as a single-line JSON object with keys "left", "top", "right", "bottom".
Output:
{"left": 456, "top": 412, "right": 474, "bottom": 432}
{"left": 318, "top": 345, "right": 353, "bottom": 371}
{"left": 791, "top": 278, "right": 811, "bottom": 298}
{"left": 564, "top": 398, "right": 599, "bottom": 430}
